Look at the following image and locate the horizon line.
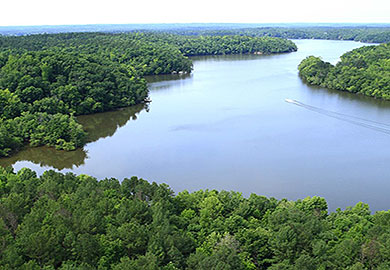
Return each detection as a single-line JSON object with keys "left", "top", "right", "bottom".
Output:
{"left": 1, "top": 22, "right": 390, "bottom": 28}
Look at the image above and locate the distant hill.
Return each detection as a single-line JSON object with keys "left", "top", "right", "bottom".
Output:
{"left": 1, "top": 23, "right": 390, "bottom": 36}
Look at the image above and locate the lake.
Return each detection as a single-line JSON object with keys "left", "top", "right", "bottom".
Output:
{"left": 1, "top": 39, "right": 390, "bottom": 212}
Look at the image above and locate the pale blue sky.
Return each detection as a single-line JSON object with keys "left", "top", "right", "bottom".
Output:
{"left": 2, "top": 0, "right": 390, "bottom": 26}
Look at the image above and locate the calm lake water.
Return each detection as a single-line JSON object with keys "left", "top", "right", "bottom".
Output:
{"left": 2, "top": 39, "right": 390, "bottom": 212}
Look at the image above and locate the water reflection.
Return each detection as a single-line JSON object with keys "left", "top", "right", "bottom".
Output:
{"left": 302, "top": 81, "right": 390, "bottom": 109}
{"left": 145, "top": 73, "right": 192, "bottom": 83}
{"left": 0, "top": 146, "right": 87, "bottom": 170}
{"left": 145, "top": 74, "right": 193, "bottom": 91}
{"left": 0, "top": 104, "right": 147, "bottom": 170}
{"left": 78, "top": 104, "right": 147, "bottom": 143}
{"left": 190, "top": 54, "right": 284, "bottom": 62}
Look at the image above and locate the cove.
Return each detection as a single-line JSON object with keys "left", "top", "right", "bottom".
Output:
{"left": 1, "top": 39, "right": 390, "bottom": 212}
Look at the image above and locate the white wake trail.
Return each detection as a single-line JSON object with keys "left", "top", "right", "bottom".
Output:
{"left": 285, "top": 99, "right": 390, "bottom": 135}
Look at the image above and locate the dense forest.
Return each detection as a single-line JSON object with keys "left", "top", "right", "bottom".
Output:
{"left": 0, "top": 167, "right": 389, "bottom": 269}
{"left": 298, "top": 43, "right": 390, "bottom": 100}
{"left": 0, "top": 32, "right": 297, "bottom": 157}
{"left": 169, "top": 27, "right": 390, "bottom": 44}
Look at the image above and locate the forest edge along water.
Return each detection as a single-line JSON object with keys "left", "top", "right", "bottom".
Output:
{"left": 1, "top": 39, "right": 390, "bottom": 212}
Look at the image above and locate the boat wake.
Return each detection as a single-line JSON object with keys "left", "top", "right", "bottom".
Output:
{"left": 285, "top": 98, "right": 390, "bottom": 135}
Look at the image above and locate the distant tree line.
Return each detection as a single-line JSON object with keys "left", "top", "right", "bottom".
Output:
{"left": 298, "top": 43, "right": 390, "bottom": 100}
{"left": 0, "top": 32, "right": 297, "bottom": 157}
{"left": 1, "top": 167, "right": 390, "bottom": 269}
{"left": 168, "top": 27, "right": 390, "bottom": 43}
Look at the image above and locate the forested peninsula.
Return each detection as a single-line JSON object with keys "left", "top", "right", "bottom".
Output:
{"left": 298, "top": 43, "right": 390, "bottom": 100}
{"left": 0, "top": 33, "right": 297, "bottom": 157}
{"left": 1, "top": 167, "right": 390, "bottom": 269}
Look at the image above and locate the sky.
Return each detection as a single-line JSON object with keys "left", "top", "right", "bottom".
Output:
{"left": 2, "top": 0, "right": 390, "bottom": 26}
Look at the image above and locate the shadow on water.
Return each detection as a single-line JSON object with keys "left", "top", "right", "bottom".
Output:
{"left": 0, "top": 104, "right": 147, "bottom": 170}
{"left": 302, "top": 81, "right": 390, "bottom": 109}
{"left": 145, "top": 73, "right": 192, "bottom": 83}
{"left": 190, "top": 53, "right": 282, "bottom": 63}
{"left": 145, "top": 74, "right": 193, "bottom": 91}
{"left": 77, "top": 104, "right": 147, "bottom": 143}
{"left": 0, "top": 146, "right": 87, "bottom": 170}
